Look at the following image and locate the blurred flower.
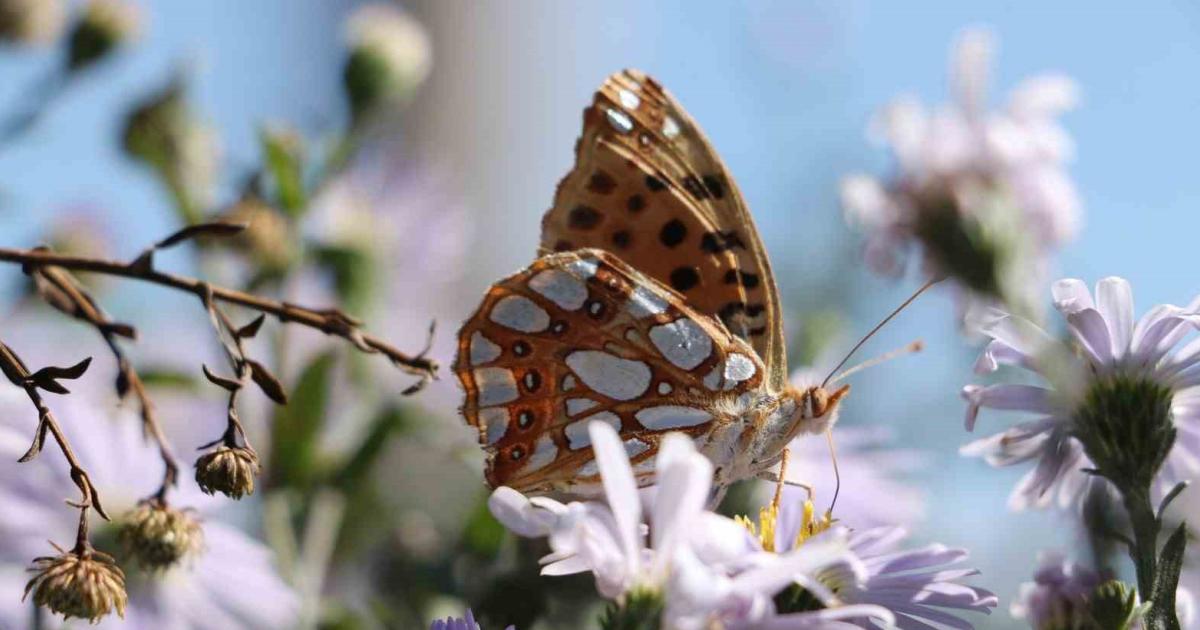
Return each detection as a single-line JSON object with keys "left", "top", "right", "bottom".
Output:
{"left": 0, "top": 0, "right": 67, "bottom": 46}
{"left": 1010, "top": 552, "right": 1103, "bottom": 629}
{"left": 1011, "top": 552, "right": 1193, "bottom": 629}
{"left": 0, "top": 387, "right": 299, "bottom": 629}
{"left": 122, "top": 78, "right": 220, "bottom": 224}
{"left": 67, "top": 0, "right": 141, "bottom": 70}
{"left": 194, "top": 445, "right": 260, "bottom": 500}
{"left": 842, "top": 27, "right": 1080, "bottom": 315}
{"left": 429, "top": 608, "right": 514, "bottom": 630}
{"left": 962, "top": 277, "right": 1200, "bottom": 509}
{"left": 343, "top": 3, "right": 432, "bottom": 122}
{"left": 25, "top": 545, "right": 127, "bottom": 623}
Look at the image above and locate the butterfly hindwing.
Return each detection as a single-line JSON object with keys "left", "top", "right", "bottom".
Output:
{"left": 454, "top": 249, "right": 766, "bottom": 493}
{"left": 540, "top": 69, "right": 788, "bottom": 389}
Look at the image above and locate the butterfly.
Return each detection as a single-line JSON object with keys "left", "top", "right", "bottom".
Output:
{"left": 454, "top": 69, "right": 850, "bottom": 498}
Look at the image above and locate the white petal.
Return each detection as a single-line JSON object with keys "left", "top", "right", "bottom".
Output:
{"left": 651, "top": 434, "right": 712, "bottom": 576}
{"left": 589, "top": 420, "right": 642, "bottom": 579}
{"left": 1065, "top": 307, "right": 1114, "bottom": 366}
{"left": 1096, "top": 277, "right": 1134, "bottom": 359}
{"left": 962, "top": 384, "right": 1055, "bottom": 430}
{"left": 487, "top": 487, "right": 564, "bottom": 537}
{"left": 1008, "top": 74, "right": 1080, "bottom": 120}
{"left": 1051, "top": 278, "right": 1094, "bottom": 314}
{"left": 951, "top": 27, "right": 995, "bottom": 116}
{"left": 979, "top": 313, "right": 1055, "bottom": 359}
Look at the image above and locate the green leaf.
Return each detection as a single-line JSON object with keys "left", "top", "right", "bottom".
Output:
{"left": 332, "top": 405, "right": 408, "bottom": 489}
{"left": 137, "top": 367, "right": 199, "bottom": 391}
{"left": 269, "top": 351, "right": 335, "bottom": 490}
{"left": 313, "top": 245, "right": 375, "bottom": 314}
{"left": 261, "top": 127, "right": 307, "bottom": 217}
{"left": 460, "top": 495, "right": 505, "bottom": 559}
{"left": 1148, "top": 522, "right": 1188, "bottom": 629}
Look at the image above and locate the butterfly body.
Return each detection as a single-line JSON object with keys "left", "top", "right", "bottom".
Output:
{"left": 455, "top": 70, "right": 847, "bottom": 498}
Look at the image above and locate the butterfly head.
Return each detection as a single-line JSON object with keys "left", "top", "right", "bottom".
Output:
{"left": 791, "top": 382, "right": 851, "bottom": 437}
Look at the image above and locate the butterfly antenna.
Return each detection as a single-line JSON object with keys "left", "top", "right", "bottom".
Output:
{"left": 828, "top": 340, "right": 924, "bottom": 385}
{"left": 821, "top": 278, "right": 939, "bottom": 388}
{"left": 825, "top": 429, "right": 841, "bottom": 515}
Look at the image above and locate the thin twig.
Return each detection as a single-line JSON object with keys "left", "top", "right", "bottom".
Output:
{"left": 0, "top": 342, "right": 107, "bottom": 553}
{"left": 30, "top": 266, "right": 180, "bottom": 505}
{"left": 0, "top": 238, "right": 438, "bottom": 386}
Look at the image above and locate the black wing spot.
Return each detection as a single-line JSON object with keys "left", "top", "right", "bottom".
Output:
{"left": 627, "top": 194, "right": 646, "bottom": 213}
{"left": 702, "top": 175, "right": 726, "bottom": 199}
{"left": 568, "top": 205, "right": 603, "bottom": 230}
{"left": 513, "top": 341, "right": 531, "bottom": 357}
{"left": 682, "top": 175, "right": 709, "bottom": 200}
{"left": 517, "top": 410, "right": 535, "bottom": 428}
{"left": 746, "top": 304, "right": 765, "bottom": 317}
{"left": 553, "top": 240, "right": 574, "bottom": 252}
{"left": 510, "top": 446, "right": 525, "bottom": 460}
{"left": 645, "top": 175, "right": 667, "bottom": 191}
{"left": 522, "top": 370, "right": 542, "bottom": 393}
{"left": 669, "top": 267, "right": 701, "bottom": 292}
{"left": 659, "top": 219, "right": 687, "bottom": 248}
{"left": 587, "top": 170, "right": 617, "bottom": 195}
{"left": 700, "top": 230, "right": 747, "bottom": 253}
{"left": 611, "top": 230, "right": 632, "bottom": 250}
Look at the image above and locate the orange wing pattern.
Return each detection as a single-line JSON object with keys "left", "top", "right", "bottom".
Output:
{"left": 454, "top": 249, "right": 766, "bottom": 493}
{"left": 540, "top": 69, "right": 788, "bottom": 389}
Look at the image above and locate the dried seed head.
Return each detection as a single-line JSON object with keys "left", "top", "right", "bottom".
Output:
{"left": 25, "top": 548, "right": 127, "bottom": 622}
{"left": 118, "top": 503, "right": 204, "bottom": 570}
{"left": 194, "top": 446, "right": 260, "bottom": 499}
{"left": 219, "top": 196, "right": 297, "bottom": 271}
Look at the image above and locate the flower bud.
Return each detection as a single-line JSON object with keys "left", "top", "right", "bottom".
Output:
{"left": 217, "top": 195, "right": 297, "bottom": 272}
{"left": 1086, "top": 580, "right": 1139, "bottom": 629}
{"left": 195, "top": 446, "right": 260, "bottom": 499}
{"left": 1072, "top": 375, "right": 1176, "bottom": 493}
{"left": 0, "top": 0, "right": 67, "bottom": 46}
{"left": 599, "top": 586, "right": 664, "bottom": 630}
{"left": 67, "top": 0, "right": 140, "bottom": 70}
{"left": 342, "top": 3, "right": 431, "bottom": 122}
{"left": 121, "top": 79, "right": 219, "bottom": 223}
{"left": 118, "top": 503, "right": 204, "bottom": 570}
{"left": 24, "top": 547, "right": 127, "bottom": 622}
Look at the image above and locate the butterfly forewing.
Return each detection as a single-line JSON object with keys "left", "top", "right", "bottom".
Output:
{"left": 540, "top": 69, "right": 788, "bottom": 389}
{"left": 454, "top": 249, "right": 766, "bottom": 493}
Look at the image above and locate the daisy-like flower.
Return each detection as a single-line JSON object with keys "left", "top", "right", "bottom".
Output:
{"left": 962, "top": 277, "right": 1200, "bottom": 509}
{"left": 842, "top": 27, "right": 1080, "bottom": 314}
{"left": 0, "top": 386, "right": 299, "bottom": 629}
{"left": 489, "top": 422, "right": 865, "bottom": 630}
{"left": 739, "top": 494, "right": 996, "bottom": 629}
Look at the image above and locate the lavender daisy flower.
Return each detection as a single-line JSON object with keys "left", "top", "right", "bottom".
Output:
{"left": 754, "top": 500, "right": 996, "bottom": 630}
{"left": 842, "top": 27, "right": 1080, "bottom": 314}
{"left": 962, "top": 277, "right": 1200, "bottom": 509}
{"left": 0, "top": 387, "right": 299, "bottom": 629}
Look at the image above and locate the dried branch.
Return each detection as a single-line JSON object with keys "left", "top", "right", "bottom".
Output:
{"left": 0, "top": 221, "right": 439, "bottom": 389}
{"left": 30, "top": 265, "right": 181, "bottom": 505}
{"left": 0, "top": 341, "right": 107, "bottom": 554}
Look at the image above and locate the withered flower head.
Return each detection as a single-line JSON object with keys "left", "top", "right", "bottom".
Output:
{"left": 25, "top": 546, "right": 127, "bottom": 623}
{"left": 118, "top": 503, "right": 204, "bottom": 570}
{"left": 67, "top": 0, "right": 140, "bottom": 70}
{"left": 218, "top": 196, "right": 297, "bottom": 272}
{"left": 0, "top": 0, "right": 67, "bottom": 46}
{"left": 195, "top": 446, "right": 260, "bottom": 499}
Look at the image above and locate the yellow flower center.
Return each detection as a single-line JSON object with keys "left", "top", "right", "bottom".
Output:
{"left": 737, "top": 495, "right": 834, "bottom": 553}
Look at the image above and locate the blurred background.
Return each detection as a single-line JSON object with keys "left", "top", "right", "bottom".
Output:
{"left": 1, "top": 1, "right": 1199, "bottom": 628}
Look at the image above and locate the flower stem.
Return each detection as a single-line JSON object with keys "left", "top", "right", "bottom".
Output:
{"left": 1120, "top": 487, "right": 1180, "bottom": 630}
